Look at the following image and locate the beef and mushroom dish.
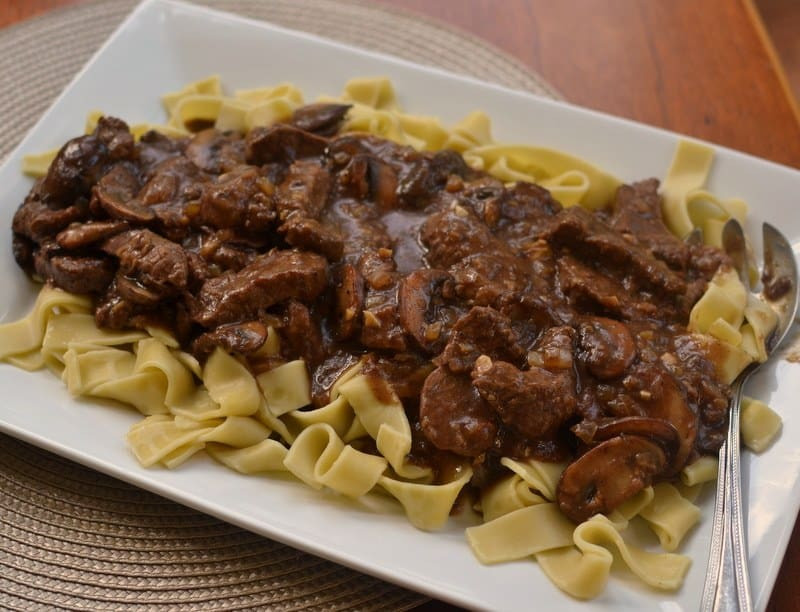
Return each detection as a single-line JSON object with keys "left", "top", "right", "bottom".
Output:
{"left": 11, "top": 106, "right": 733, "bottom": 523}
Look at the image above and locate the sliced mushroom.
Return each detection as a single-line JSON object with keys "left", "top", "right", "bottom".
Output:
{"left": 332, "top": 263, "right": 365, "bottom": 341}
{"left": 290, "top": 103, "right": 351, "bottom": 136}
{"left": 398, "top": 268, "right": 455, "bottom": 353}
{"left": 56, "top": 220, "right": 129, "bottom": 250}
{"left": 245, "top": 124, "right": 328, "bottom": 165}
{"left": 420, "top": 366, "right": 497, "bottom": 457}
{"left": 115, "top": 274, "right": 161, "bottom": 306}
{"left": 577, "top": 316, "right": 636, "bottom": 379}
{"left": 93, "top": 163, "right": 154, "bottom": 223}
{"left": 632, "top": 365, "right": 697, "bottom": 474}
{"left": 556, "top": 434, "right": 667, "bottom": 523}
{"left": 572, "top": 416, "right": 679, "bottom": 459}
{"left": 192, "top": 321, "right": 268, "bottom": 359}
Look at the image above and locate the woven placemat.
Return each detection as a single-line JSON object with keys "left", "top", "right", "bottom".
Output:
{"left": 0, "top": 1, "right": 559, "bottom": 609}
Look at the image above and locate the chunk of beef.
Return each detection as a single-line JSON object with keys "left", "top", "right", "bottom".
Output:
{"left": 190, "top": 229, "right": 258, "bottom": 274}
{"left": 528, "top": 326, "right": 576, "bottom": 370}
{"left": 245, "top": 124, "right": 328, "bottom": 165}
{"left": 12, "top": 187, "right": 88, "bottom": 243}
{"left": 472, "top": 357, "right": 577, "bottom": 440}
{"left": 290, "top": 103, "right": 351, "bottom": 136}
{"left": 40, "top": 117, "right": 133, "bottom": 205}
{"left": 34, "top": 246, "right": 114, "bottom": 294}
{"left": 360, "top": 287, "right": 407, "bottom": 352}
{"left": 184, "top": 129, "right": 246, "bottom": 174}
{"left": 56, "top": 220, "right": 129, "bottom": 250}
{"left": 420, "top": 204, "right": 495, "bottom": 269}
{"left": 192, "top": 321, "right": 268, "bottom": 359}
{"left": 275, "top": 159, "right": 331, "bottom": 221}
{"left": 437, "top": 306, "right": 526, "bottom": 373}
{"left": 420, "top": 366, "right": 497, "bottom": 457}
{"left": 280, "top": 301, "right": 325, "bottom": 368}
{"left": 555, "top": 255, "right": 660, "bottom": 320}
{"left": 279, "top": 215, "right": 343, "bottom": 261}
{"left": 102, "top": 229, "right": 188, "bottom": 296}
{"left": 449, "top": 251, "right": 532, "bottom": 307}
{"left": 192, "top": 250, "right": 328, "bottom": 327}
{"left": 12, "top": 234, "right": 35, "bottom": 273}
{"left": 611, "top": 179, "right": 690, "bottom": 270}
{"left": 199, "top": 166, "right": 274, "bottom": 233}
{"left": 546, "top": 205, "right": 686, "bottom": 298}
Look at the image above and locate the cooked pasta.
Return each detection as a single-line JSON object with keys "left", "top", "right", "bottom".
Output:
{"left": 3, "top": 75, "right": 784, "bottom": 603}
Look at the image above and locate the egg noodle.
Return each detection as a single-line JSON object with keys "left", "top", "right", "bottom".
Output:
{"left": 1, "top": 76, "right": 782, "bottom": 600}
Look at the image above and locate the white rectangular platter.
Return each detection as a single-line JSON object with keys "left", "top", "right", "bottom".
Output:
{"left": 2, "top": 1, "right": 800, "bottom": 610}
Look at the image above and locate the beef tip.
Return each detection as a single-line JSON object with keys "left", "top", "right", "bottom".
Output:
{"left": 360, "top": 287, "right": 407, "bottom": 352}
{"left": 420, "top": 366, "right": 497, "bottom": 457}
{"left": 184, "top": 129, "right": 246, "bottom": 174}
{"left": 92, "top": 163, "right": 153, "bottom": 223}
{"left": 420, "top": 204, "right": 495, "bottom": 269}
{"left": 138, "top": 156, "right": 206, "bottom": 205}
{"left": 546, "top": 205, "right": 686, "bottom": 298}
{"left": 56, "top": 220, "right": 129, "bottom": 250}
{"left": 192, "top": 321, "right": 268, "bottom": 359}
{"left": 40, "top": 117, "right": 133, "bottom": 204}
{"left": 199, "top": 166, "right": 275, "bottom": 233}
{"left": 12, "top": 188, "right": 88, "bottom": 243}
{"left": 458, "top": 178, "right": 560, "bottom": 242}
{"left": 192, "top": 249, "right": 328, "bottom": 327}
{"left": 279, "top": 215, "right": 343, "bottom": 261}
{"left": 471, "top": 357, "right": 577, "bottom": 440}
{"left": 576, "top": 317, "right": 636, "bottom": 379}
{"left": 437, "top": 306, "right": 526, "bottom": 373}
{"left": 331, "top": 263, "right": 364, "bottom": 341}
{"left": 398, "top": 269, "right": 461, "bottom": 353}
{"left": 280, "top": 301, "right": 325, "bottom": 368}
{"left": 275, "top": 159, "right": 331, "bottom": 221}
{"left": 449, "top": 251, "right": 531, "bottom": 307}
{"left": 555, "top": 255, "right": 660, "bottom": 320}
{"left": 611, "top": 179, "right": 689, "bottom": 270}
{"left": 290, "top": 103, "right": 351, "bottom": 136}
{"left": 245, "top": 124, "right": 328, "bottom": 165}
{"left": 557, "top": 435, "right": 667, "bottom": 523}
{"left": 33, "top": 245, "right": 115, "bottom": 295}
{"left": 102, "top": 229, "right": 188, "bottom": 296}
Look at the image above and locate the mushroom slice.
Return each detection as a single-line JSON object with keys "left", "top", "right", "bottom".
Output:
{"left": 192, "top": 321, "right": 268, "bottom": 359}
{"left": 556, "top": 434, "right": 667, "bottom": 523}
{"left": 572, "top": 416, "right": 679, "bottom": 458}
{"left": 332, "top": 263, "right": 365, "bottom": 341}
{"left": 398, "top": 268, "right": 454, "bottom": 353}
{"left": 577, "top": 316, "right": 636, "bottom": 379}
{"left": 93, "top": 164, "right": 153, "bottom": 223}
{"left": 290, "top": 103, "right": 351, "bottom": 136}
{"left": 56, "top": 220, "right": 129, "bottom": 250}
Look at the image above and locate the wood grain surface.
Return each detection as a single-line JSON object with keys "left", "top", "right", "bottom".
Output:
{"left": 2, "top": 0, "right": 800, "bottom": 610}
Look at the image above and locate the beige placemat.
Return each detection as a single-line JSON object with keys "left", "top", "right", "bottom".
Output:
{"left": 0, "top": 1, "right": 559, "bottom": 609}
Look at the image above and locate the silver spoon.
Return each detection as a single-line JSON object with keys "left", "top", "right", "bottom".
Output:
{"left": 700, "top": 220, "right": 798, "bottom": 611}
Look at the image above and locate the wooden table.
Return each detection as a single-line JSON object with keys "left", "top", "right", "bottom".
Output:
{"left": 2, "top": 0, "right": 800, "bottom": 610}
